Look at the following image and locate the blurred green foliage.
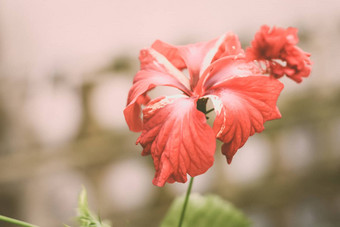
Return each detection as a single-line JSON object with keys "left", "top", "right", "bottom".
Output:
{"left": 67, "top": 188, "right": 111, "bottom": 227}
{"left": 161, "top": 194, "right": 250, "bottom": 227}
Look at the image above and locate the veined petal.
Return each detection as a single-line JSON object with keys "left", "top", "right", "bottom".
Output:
{"left": 201, "top": 32, "right": 244, "bottom": 73}
{"left": 137, "top": 95, "right": 216, "bottom": 187}
{"left": 152, "top": 33, "right": 243, "bottom": 90}
{"left": 152, "top": 39, "right": 215, "bottom": 89}
{"left": 196, "top": 57, "right": 261, "bottom": 95}
{"left": 150, "top": 40, "right": 186, "bottom": 70}
{"left": 145, "top": 49, "right": 190, "bottom": 89}
{"left": 124, "top": 49, "right": 191, "bottom": 132}
{"left": 206, "top": 76, "right": 283, "bottom": 164}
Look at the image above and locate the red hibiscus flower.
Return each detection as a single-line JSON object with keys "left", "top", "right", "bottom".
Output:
{"left": 246, "top": 25, "right": 312, "bottom": 83}
{"left": 124, "top": 28, "right": 306, "bottom": 187}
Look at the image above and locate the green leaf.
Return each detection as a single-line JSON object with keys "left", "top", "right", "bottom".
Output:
{"left": 76, "top": 188, "right": 111, "bottom": 227}
{"left": 161, "top": 194, "right": 251, "bottom": 227}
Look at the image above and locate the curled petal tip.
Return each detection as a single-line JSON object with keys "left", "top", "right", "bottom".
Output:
{"left": 152, "top": 178, "right": 166, "bottom": 187}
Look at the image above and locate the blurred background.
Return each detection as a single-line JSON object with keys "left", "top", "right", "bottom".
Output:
{"left": 0, "top": 0, "right": 339, "bottom": 226}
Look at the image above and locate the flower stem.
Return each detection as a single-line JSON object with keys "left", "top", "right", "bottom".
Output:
{"left": 0, "top": 215, "right": 40, "bottom": 227}
{"left": 178, "top": 177, "right": 194, "bottom": 227}
{"left": 205, "top": 108, "right": 214, "bottom": 114}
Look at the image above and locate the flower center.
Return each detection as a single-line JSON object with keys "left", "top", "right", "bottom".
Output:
{"left": 196, "top": 98, "right": 208, "bottom": 114}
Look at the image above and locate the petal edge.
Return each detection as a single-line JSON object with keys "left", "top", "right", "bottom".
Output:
{"left": 137, "top": 95, "right": 216, "bottom": 186}
{"left": 206, "top": 76, "right": 283, "bottom": 163}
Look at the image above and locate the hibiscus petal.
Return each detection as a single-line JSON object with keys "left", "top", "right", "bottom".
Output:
{"left": 150, "top": 40, "right": 186, "bottom": 70}
{"left": 136, "top": 95, "right": 216, "bottom": 187}
{"left": 199, "top": 32, "right": 244, "bottom": 78}
{"left": 206, "top": 76, "right": 283, "bottom": 164}
{"left": 195, "top": 57, "right": 261, "bottom": 95}
{"left": 210, "top": 32, "right": 244, "bottom": 62}
{"left": 152, "top": 33, "right": 244, "bottom": 89}
{"left": 124, "top": 49, "right": 191, "bottom": 132}
{"left": 152, "top": 39, "right": 215, "bottom": 88}
{"left": 246, "top": 25, "right": 312, "bottom": 83}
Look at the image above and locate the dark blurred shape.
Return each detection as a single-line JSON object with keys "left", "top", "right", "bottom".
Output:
{"left": 100, "top": 55, "right": 137, "bottom": 74}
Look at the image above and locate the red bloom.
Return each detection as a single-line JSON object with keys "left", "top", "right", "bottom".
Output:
{"left": 246, "top": 25, "right": 312, "bottom": 83}
{"left": 124, "top": 31, "right": 285, "bottom": 187}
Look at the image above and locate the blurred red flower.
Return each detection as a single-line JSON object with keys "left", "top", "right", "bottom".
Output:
{"left": 246, "top": 25, "right": 312, "bottom": 83}
{"left": 124, "top": 26, "right": 310, "bottom": 187}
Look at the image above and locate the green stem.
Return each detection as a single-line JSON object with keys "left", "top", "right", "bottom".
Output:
{"left": 0, "top": 215, "right": 40, "bottom": 227}
{"left": 178, "top": 177, "right": 194, "bottom": 227}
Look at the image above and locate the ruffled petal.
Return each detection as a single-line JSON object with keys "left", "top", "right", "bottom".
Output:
{"left": 124, "top": 48, "right": 191, "bottom": 132}
{"left": 246, "top": 25, "right": 312, "bottom": 83}
{"left": 152, "top": 33, "right": 243, "bottom": 89}
{"left": 206, "top": 76, "right": 283, "bottom": 163}
{"left": 137, "top": 95, "right": 216, "bottom": 187}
